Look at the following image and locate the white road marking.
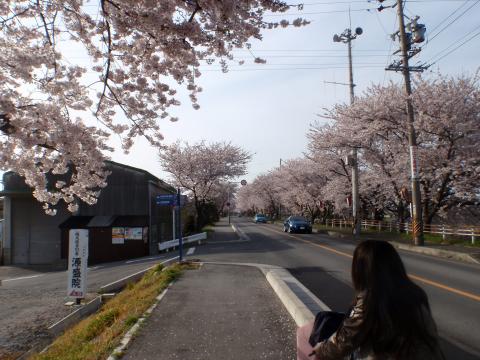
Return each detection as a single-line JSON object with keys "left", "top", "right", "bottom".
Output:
{"left": 186, "top": 247, "right": 195, "bottom": 256}
{"left": 2, "top": 274, "right": 44, "bottom": 282}
{"left": 89, "top": 266, "right": 102, "bottom": 270}
{"left": 125, "top": 257, "right": 157, "bottom": 264}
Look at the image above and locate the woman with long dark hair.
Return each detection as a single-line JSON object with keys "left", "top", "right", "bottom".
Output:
{"left": 311, "top": 240, "right": 444, "bottom": 359}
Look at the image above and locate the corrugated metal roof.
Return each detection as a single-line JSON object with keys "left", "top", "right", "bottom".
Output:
{"left": 58, "top": 216, "right": 93, "bottom": 229}
{"left": 87, "top": 215, "right": 117, "bottom": 227}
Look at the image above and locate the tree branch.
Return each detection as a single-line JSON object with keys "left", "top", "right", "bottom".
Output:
{"left": 96, "top": 0, "right": 112, "bottom": 117}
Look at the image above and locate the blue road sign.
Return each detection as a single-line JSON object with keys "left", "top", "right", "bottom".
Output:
{"left": 156, "top": 194, "right": 176, "bottom": 206}
{"left": 156, "top": 194, "right": 188, "bottom": 207}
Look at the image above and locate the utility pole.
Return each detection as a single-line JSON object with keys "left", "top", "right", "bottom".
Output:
{"left": 279, "top": 158, "right": 282, "bottom": 220}
{"left": 381, "top": 0, "right": 427, "bottom": 245}
{"left": 333, "top": 26, "right": 363, "bottom": 237}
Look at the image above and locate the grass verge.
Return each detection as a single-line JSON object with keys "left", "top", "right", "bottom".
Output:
{"left": 29, "top": 262, "right": 195, "bottom": 360}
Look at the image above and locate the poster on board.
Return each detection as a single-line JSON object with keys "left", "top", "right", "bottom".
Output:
{"left": 112, "top": 227, "right": 125, "bottom": 244}
{"left": 125, "top": 227, "right": 143, "bottom": 240}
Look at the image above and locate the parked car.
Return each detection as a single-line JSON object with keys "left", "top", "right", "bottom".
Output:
{"left": 284, "top": 216, "right": 312, "bottom": 234}
{"left": 253, "top": 214, "right": 268, "bottom": 223}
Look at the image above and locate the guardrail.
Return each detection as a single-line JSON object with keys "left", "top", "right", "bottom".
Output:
{"left": 325, "top": 219, "right": 480, "bottom": 245}
{"left": 158, "top": 232, "right": 207, "bottom": 251}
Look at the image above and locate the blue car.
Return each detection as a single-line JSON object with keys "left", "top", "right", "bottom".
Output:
{"left": 284, "top": 216, "right": 312, "bottom": 234}
{"left": 254, "top": 214, "right": 268, "bottom": 223}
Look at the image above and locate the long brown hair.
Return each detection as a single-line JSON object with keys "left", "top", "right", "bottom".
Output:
{"left": 351, "top": 240, "right": 440, "bottom": 357}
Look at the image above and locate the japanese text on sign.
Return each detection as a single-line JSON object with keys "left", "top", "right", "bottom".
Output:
{"left": 67, "top": 229, "right": 89, "bottom": 298}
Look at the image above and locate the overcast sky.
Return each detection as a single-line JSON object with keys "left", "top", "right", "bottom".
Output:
{"left": 2, "top": 1, "right": 479, "bottom": 187}
{"left": 110, "top": 0, "right": 480, "bottom": 184}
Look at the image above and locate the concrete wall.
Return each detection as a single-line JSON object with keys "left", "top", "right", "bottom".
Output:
{"left": 10, "top": 197, "right": 69, "bottom": 265}
{"left": 2, "top": 196, "right": 11, "bottom": 265}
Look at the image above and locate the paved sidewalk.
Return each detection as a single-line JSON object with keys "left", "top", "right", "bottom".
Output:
{"left": 122, "top": 263, "right": 297, "bottom": 360}
{"left": 207, "top": 218, "right": 242, "bottom": 243}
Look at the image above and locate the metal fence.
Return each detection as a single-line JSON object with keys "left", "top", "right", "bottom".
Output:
{"left": 325, "top": 219, "right": 479, "bottom": 245}
{"left": 158, "top": 232, "right": 207, "bottom": 251}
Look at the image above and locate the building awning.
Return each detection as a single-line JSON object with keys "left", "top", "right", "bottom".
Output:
{"left": 87, "top": 215, "right": 117, "bottom": 228}
{"left": 59, "top": 216, "right": 93, "bottom": 229}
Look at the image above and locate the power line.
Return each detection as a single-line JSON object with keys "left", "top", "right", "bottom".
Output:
{"left": 206, "top": 54, "right": 390, "bottom": 58}
{"left": 428, "top": 0, "right": 470, "bottom": 34}
{"left": 286, "top": 0, "right": 480, "bottom": 5}
{"left": 264, "top": 7, "right": 376, "bottom": 16}
{"left": 203, "top": 62, "right": 385, "bottom": 66}
{"left": 427, "top": 24, "right": 480, "bottom": 64}
{"left": 232, "top": 49, "right": 389, "bottom": 52}
{"left": 426, "top": 0, "right": 480, "bottom": 44}
{"left": 200, "top": 65, "right": 384, "bottom": 72}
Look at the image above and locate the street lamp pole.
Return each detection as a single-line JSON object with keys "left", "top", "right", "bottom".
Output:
{"left": 228, "top": 189, "right": 231, "bottom": 225}
{"left": 334, "top": 26, "right": 363, "bottom": 237}
{"left": 227, "top": 179, "right": 247, "bottom": 224}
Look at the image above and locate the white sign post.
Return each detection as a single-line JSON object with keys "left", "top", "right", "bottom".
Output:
{"left": 67, "top": 229, "right": 89, "bottom": 304}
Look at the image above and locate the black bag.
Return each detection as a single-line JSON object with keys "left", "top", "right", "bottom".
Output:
{"left": 308, "top": 311, "right": 346, "bottom": 347}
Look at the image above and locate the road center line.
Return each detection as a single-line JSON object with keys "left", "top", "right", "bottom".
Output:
{"left": 263, "top": 225, "right": 480, "bottom": 303}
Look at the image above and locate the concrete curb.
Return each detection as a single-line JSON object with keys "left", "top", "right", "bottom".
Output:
{"left": 48, "top": 296, "right": 103, "bottom": 337}
{"left": 391, "top": 241, "right": 480, "bottom": 264}
{"left": 98, "top": 256, "right": 179, "bottom": 293}
{"left": 201, "top": 261, "right": 329, "bottom": 327}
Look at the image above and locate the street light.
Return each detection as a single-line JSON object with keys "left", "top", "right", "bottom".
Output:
{"left": 333, "top": 26, "right": 363, "bottom": 237}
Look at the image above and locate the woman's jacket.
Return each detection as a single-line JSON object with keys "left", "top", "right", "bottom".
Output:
{"left": 312, "top": 293, "right": 444, "bottom": 360}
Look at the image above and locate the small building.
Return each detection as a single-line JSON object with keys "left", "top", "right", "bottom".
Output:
{"left": 1, "top": 161, "right": 175, "bottom": 266}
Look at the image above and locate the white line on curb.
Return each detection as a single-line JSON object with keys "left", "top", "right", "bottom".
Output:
{"left": 125, "top": 256, "right": 157, "bottom": 264}
{"left": 2, "top": 274, "right": 44, "bottom": 282}
{"left": 186, "top": 247, "right": 195, "bottom": 256}
{"left": 100, "top": 256, "right": 179, "bottom": 293}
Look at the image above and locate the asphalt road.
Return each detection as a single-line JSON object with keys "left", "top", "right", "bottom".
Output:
{"left": 2, "top": 218, "right": 479, "bottom": 359}
{"left": 192, "top": 217, "right": 480, "bottom": 360}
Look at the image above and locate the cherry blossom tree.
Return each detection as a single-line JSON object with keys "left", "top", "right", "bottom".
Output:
{"left": 309, "top": 73, "right": 480, "bottom": 224}
{"left": 210, "top": 181, "right": 237, "bottom": 218}
{"left": 236, "top": 182, "right": 263, "bottom": 215}
{"left": 0, "top": 0, "right": 307, "bottom": 214}
{"left": 275, "top": 158, "right": 330, "bottom": 222}
{"left": 236, "top": 171, "right": 281, "bottom": 217}
{"left": 236, "top": 159, "right": 333, "bottom": 222}
{"left": 158, "top": 140, "right": 251, "bottom": 229}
